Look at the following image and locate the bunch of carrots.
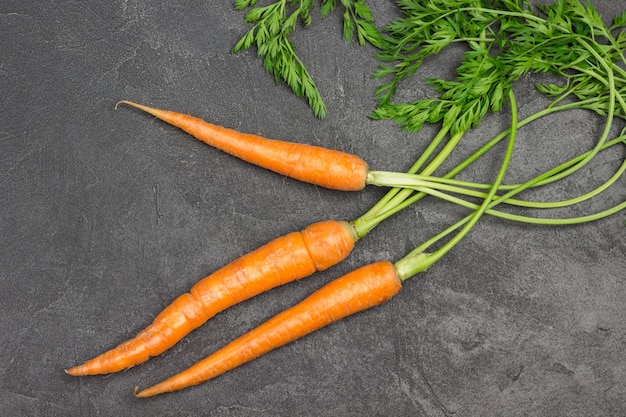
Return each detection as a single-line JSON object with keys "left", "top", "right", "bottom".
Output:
{"left": 67, "top": 0, "right": 626, "bottom": 398}
{"left": 65, "top": 97, "right": 518, "bottom": 397}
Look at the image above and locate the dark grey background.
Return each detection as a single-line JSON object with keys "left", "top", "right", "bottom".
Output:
{"left": 2, "top": 1, "right": 625, "bottom": 416}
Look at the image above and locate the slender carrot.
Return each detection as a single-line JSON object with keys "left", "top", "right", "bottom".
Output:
{"left": 134, "top": 261, "right": 401, "bottom": 397}
{"left": 65, "top": 220, "right": 357, "bottom": 376}
{"left": 116, "top": 100, "right": 369, "bottom": 191}
{"left": 132, "top": 91, "right": 519, "bottom": 398}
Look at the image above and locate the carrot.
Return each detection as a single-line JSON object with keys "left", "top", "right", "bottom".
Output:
{"left": 134, "top": 261, "right": 401, "bottom": 397}
{"left": 65, "top": 220, "right": 357, "bottom": 376}
{"left": 116, "top": 100, "right": 369, "bottom": 191}
{"left": 130, "top": 89, "right": 515, "bottom": 397}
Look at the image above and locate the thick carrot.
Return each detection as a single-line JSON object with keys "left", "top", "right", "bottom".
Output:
{"left": 66, "top": 220, "right": 357, "bottom": 376}
{"left": 134, "top": 261, "right": 401, "bottom": 397}
{"left": 116, "top": 100, "right": 369, "bottom": 191}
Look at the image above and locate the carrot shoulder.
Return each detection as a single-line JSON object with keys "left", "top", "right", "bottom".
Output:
{"left": 116, "top": 100, "right": 369, "bottom": 191}
{"left": 134, "top": 261, "right": 401, "bottom": 397}
{"left": 66, "top": 220, "right": 358, "bottom": 376}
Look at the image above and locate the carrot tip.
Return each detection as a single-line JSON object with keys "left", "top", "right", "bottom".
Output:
{"left": 65, "top": 367, "right": 80, "bottom": 376}
{"left": 114, "top": 100, "right": 132, "bottom": 111}
{"left": 133, "top": 386, "right": 154, "bottom": 398}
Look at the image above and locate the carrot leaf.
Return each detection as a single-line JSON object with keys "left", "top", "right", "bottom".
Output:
{"left": 371, "top": 0, "right": 626, "bottom": 132}
{"left": 233, "top": 0, "right": 382, "bottom": 118}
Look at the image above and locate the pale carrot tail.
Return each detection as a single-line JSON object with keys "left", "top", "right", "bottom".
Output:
{"left": 66, "top": 220, "right": 358, "bottom": 376}
{"left": 134, "top": 261, "right": 401, "bottom": 397}
{"left": 115, "top": 100, "right": 369, "bottom": 191}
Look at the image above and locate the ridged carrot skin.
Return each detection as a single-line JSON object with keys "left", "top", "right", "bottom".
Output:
{"left": 134, "top": 261, "right": 401, "bottom": 397}
{"left": 116, "top": 100, "right": 369, "bottom": 191}
{"left": 66, "top": 220, "right": 357, "bottom": 376}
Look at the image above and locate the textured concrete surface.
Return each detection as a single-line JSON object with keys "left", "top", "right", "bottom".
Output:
{"left": 1, "top": 1, "right": 625, "bottom": 416}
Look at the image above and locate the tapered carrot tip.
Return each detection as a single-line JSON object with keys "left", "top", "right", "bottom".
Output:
{"left": 115, "top": 100, "right": 151, "bottom": 113}
{"left": 65, "top": 359, "right": 122, "bottom": 376}
{"left": 115, "top": 99, "right": 369, "bottom": 191}
{"left": 134, "top": 385, "right": 161, "bottom": 398}
{"left": 65, "top": 365, "right": 85, "bottom": 376}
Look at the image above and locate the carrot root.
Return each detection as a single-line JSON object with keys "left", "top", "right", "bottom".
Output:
{"left": 116, "top": 100, "right": 369, "bottom": 191}
{"left": 66, "top": 220, "right": 358, "bottom": 376}
{"left": 134, "top": 261, "right": 401, "bottom": 397}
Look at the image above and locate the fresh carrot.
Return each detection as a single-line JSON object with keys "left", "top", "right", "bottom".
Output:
{"left": 134, "top": 261, "right": 402, "bottom": 397}
{"left": 65, "top": 220, "right": 358, "bottom": 376}
{"left": 131, "top": 90, "right": 519, "bottom": 398}
{"left": 116, "top": 100, "right": 369, "bottom": 191}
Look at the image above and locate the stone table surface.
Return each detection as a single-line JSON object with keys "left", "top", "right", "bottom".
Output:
{"left": 2, "top": 1, "right": 625, "bottom": 416}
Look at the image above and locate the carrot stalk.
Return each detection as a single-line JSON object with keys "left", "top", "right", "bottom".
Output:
{"left": 115, "top": 100, "right": 369, "bottom": 191}
{"left": 134, "top": 261, "right": 401, "bottom": 397}
{"left": 66, "top": 220, "right": 358, "bottom": 376}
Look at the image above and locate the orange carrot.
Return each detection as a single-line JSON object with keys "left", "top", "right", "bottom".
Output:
{"left": 134, "top": 261, "right": 401, "bottom": 397}
{"left": 66, "top": 220, "right": 358, "bottom": 376}
{"left": 116, "top": 100, "right": 369, "bottom": 191}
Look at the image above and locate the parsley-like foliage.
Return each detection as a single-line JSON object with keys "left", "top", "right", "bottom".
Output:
{"left": 372, "top": 0, "right": 626, "bottom": 133}
{"left": 233, "top": 0, "right": 383, "bottom": 118}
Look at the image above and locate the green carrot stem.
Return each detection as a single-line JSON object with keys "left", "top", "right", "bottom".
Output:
{"left": 359, "top": 125, "right": 453, "bottom": 222}
{"left": 378, "top": 129, "right": 465, "bottom": 214}
{"left": 405, "top": 77, "right": 620, "bottom": 254}
{"left": 367, "top": 137, "right": 626, "bottom": 210}
{"left": 376, "top": 64, "right": 618, "bottom": 217}
{"left": 354, "top": 98, "right": 610, "bottom": 238}
{"left": 395, "top": 90, "right": 519, "bottom": 280}
{"left": 391, "top": 135, "right": 626, "bottom": 193}
{"left": 407, "top": 184, "right": 626, "bottom": 226}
